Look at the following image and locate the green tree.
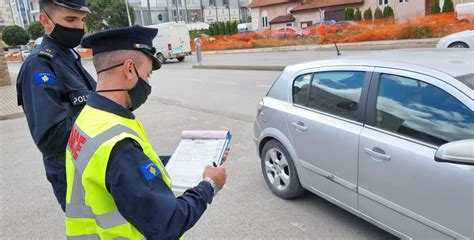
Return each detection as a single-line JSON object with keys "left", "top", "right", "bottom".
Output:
{"left": 363, "top": 7, "right": 373, "bottom": 20}
{"left": 430, "top": 0, "right": 441, "bottom": 14}
{"left": 225, "top": 21, "right": 231, "bottom": 35}
{"left": 374, "top": 7, "right": 383, "bottom": 19}
{"left": 383, "top": 5, "right": 395, "bottom": 18}
{"left": 218, "top": 22, "right": 225, "bottom": 35}
{"left": 2, "top": 25, "right": 29, "bottom": 47}
{"left": 26, "top": 21, "right": 44, "bottom": 40}
{"left": 85, "top": 0, "right": 135, "bottom": 32}
{"left": 344, "top": 8, "right": 355, "bottom": 21}
{"left": 354, "top": 9, "right": 362, "bottom": 21}
{"left": 442, "top": 0, "right": 454, "bottom": 12}
{"left": 231, "top": 21, "right": 238, "bottom": 34}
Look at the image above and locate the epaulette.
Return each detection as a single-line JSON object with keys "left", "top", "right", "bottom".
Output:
{"left": 38, "top": 48, "right": 55, "bottom": 59}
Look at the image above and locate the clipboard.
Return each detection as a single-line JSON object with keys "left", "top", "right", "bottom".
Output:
{"left": 165, "top": 130, "right": 232, "bottom": 192}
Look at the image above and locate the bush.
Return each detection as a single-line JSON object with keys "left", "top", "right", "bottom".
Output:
{"left": 26, "top": 21, "right": 44, "bottom": 40}
{"left": 231, "top": 21, "right": 238, "bottom": 34}
{"left": 442, "top": 0, "right": 454, "bottom": 13}
{"left": 218, "top": 22, "right": 225, "bottom": 35}
{"left": 2, "top": 25, "right": 29, "bottom": 47}
{"left": 225, "top": 21, "right": 231, "bottom": 35}
{"left": 383, "top": 6, "right": 394, "bottom": 18}
{"left": 354, "top": 9, "right": 362, "bottom": 21}
{"left": 430, "top": 0, "right": 441, "bottom": 14}
{"left": 344, "top": 8, "right": 355, "bottom": 21}
{"left": 363, "top": 7, "right": 373, "bottom": 21}
{"left": 374, "top": 7, "right": 383, "bottom": 19}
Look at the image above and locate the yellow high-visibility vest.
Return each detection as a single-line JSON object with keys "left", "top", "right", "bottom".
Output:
{"left": 65, "top": 104, "right": 171, "bottom": 239}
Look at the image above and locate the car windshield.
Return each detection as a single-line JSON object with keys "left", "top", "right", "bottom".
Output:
{"left": 455, "top": 73, "right": 474, "bottom": 90}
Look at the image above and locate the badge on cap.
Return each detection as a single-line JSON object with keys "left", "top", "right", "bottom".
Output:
{"left": 139, "top": 161, "right": 161, "bottom": 182}
{"left": 34, "top": 72, "right": 56, "bottom": 86}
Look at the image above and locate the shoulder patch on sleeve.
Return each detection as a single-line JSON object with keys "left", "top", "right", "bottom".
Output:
{"left": 139, "top": 161, "right": 161, "bottom": 182}
{"left": 38, "top": 48, "right": 55, "bottom": 59}
{"left": 34, "top": 71, "right": 56, "bottom": 86}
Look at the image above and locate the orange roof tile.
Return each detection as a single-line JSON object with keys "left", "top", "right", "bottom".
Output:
{"left": 247, "top": 0, "right": 294, "bottom": 8}
{"left": 269, "top": 14, "right": 296, "bottom": 24}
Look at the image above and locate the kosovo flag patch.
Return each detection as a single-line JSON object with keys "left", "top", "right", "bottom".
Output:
{"left": 34, "top": 72, "right": 56, "bottom": 86}
{"left": 139, "top": 161, "right": 161, "bottom": 182}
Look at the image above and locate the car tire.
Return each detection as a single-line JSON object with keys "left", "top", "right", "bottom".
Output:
{"left": 177, "top": 56, "right": 185, "bottom": 62}
{"left": 157, "top": 53, "right": 166, "bottom": 64}
{"left": 448, "top": 42, "right": 469, "bottom": 48}
{"left": 261, "top": 140, "right": 305, "bottom": 199}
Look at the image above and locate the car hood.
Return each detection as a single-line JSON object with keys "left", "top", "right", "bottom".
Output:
{"left": 442, "top": 30, "right": 474, "bottom": 39}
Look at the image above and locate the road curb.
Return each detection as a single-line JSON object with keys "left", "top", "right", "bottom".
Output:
{"left": 192, "top": 64, "right": 286, "bottom": 71}
{"left": 0, "top": 111, "right": 24, "bottom": 121}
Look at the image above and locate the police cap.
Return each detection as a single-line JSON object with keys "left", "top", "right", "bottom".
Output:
{"left": 81, "top": 25, "right": 161, "bottom": 70}
{"left": 39, "top": 0, "right": 90, "bottom": 13}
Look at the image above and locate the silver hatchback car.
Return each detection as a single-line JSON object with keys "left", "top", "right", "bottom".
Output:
{"left": 254, "top": 49, "right": 473, "bottom": 239}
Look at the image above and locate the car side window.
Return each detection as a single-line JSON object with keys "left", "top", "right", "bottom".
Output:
{"left": 375, "top": 74, "right": 474, "bottom": 146}
{"left": 292, "top": 73, "right": 312, "bottom": 106}
{"left": 307, "top": 71, "right": 366, "bottom": 121}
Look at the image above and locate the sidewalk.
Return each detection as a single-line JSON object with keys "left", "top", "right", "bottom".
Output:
{"left": 0, "top": 84, "right": 23, "bottom": 120}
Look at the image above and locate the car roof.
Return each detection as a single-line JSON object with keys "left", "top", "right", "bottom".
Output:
{"left": 286, "top": 49, "right": 473, "bottom": 93}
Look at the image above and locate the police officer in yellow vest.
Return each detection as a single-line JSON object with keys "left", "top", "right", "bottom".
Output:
{"left": 65, "top": 25, "right": 227, "bottom": 239}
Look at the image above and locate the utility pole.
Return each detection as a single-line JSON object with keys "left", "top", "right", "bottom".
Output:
{"left": 125, "top": 0, "right": 132, "bottom": 26}
{"left": 237, "top": 0, "right": 241, "bottom": 22}
{"left": 175, "top": 0, "right": 180, "bottom": 22}
{"left": 183, "top": 0, "right": 189, "bottom": 22}
{"left": 8, "top": 0, "right": 16, "bottom": 25}
{"left": 146, "top": 0, "right": 151, "bottom": 25}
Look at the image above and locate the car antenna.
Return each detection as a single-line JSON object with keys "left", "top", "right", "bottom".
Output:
{"left": 334, "top": 42, "right": 341, "bottom": 56}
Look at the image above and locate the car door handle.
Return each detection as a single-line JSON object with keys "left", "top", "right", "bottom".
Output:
{"left": 363, "top": 147, "right": 391, "bottom": 161}
{"left": 291, "top": 122, "right": 308, "bottom": 131}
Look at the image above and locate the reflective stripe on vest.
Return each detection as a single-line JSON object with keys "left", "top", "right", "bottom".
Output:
{"left": 65, "top": 105, "right": 171, "bottom": 239}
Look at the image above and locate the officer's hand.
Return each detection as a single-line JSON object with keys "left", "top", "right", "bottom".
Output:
{"left": 203, "top": 165, "right": 227, "bottom": 189}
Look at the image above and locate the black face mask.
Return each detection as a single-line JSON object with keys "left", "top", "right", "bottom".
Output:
{"left": 96, "top": 63, "right": 152, "bottom": 111}
{"left": 42, "top": 8, "right": 84, "bottom": 48}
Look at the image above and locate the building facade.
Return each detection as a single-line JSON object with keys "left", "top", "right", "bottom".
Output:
{"left": 132, "top": 0, "right": 250, "bottom": 25}
{"left": 0, "top": 0, "right": 40, "bottom": 28}
{"left": 248, "top": 0, "right": 474, "bottom": 31}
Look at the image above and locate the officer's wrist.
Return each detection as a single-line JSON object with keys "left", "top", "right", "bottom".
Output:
{"left": 203, "top": 177, "right": 218, "bottom": 196}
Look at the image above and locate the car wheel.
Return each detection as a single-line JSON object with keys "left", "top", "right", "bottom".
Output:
{"left": 177, "top": 56, "right": 185, "bottom": 62}
{"left": 156, "top": 53, "right": 166, "bottom": 64}
{"left": 448, "top": 42, "right": 469, "bottom": 48}
{"left": 261, "top": 140, "right": 305, "bottom": 199}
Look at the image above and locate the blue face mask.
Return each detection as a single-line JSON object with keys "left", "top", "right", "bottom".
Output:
{"left": 96, "top": 63, "right": 152, "bottom": 111}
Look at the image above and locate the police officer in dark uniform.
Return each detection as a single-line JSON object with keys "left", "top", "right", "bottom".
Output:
{"left": 64, "top": 25, "right": 227, "bottom": 239}
{"left": 16, "top": 0, "right": 95, "bottom": 211}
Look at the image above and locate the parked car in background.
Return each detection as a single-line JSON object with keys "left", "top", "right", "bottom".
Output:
{"left": 33, "top": 37, "right": 43, "bottom": 48}
{"left": 437, "top": 30, "right": 474, "bottom": 48}
{"left": 456, "top": 2, "right": 474, "bottom": 21}
{"left": 271, "top": 27, "right": 304, "bottom": 39}
{"left": 333, "top": 21, "right": 358, "bottom": 28}
{"left": 254, "top": 49, "right": 473, "bottom": 239}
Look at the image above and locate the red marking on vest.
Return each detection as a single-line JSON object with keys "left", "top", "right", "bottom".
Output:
{"left": 68, "top": 126, "right": 87, "bottom": 160}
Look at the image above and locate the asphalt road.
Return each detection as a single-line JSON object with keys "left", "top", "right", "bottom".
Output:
{"left": 1, "top": 50, "right": 396, "bottom": 239}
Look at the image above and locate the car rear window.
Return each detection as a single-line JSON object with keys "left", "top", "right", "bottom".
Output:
{"left": 455, "top": 73, "right": 474, "bottom": 90}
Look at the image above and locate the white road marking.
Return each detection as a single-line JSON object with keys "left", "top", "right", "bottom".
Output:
{"left": 216, "top": 81, "right": 237, "bottom": 85}
{"left": 256, "top": 85, "right": 272, "bottom": 88}
{"left": 187, "top": 78, "right": 203, "bottom": 82}
{"left": 290, "top": 222, "right": 307, "bottom": 232}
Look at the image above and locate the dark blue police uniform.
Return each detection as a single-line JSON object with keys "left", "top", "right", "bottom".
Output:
{"left": 16, "top": 35, "right": 96, "bottom": 211}
{"left": 84, "top": 93, "right": 214, "bottom": 239}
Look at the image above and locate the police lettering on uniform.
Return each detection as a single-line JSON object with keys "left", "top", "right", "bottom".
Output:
{"left": 65, "top": 25, "right": 227, "bottom": 239}
{"left": 16, "top": 0, "right": 95, "bottom": 211}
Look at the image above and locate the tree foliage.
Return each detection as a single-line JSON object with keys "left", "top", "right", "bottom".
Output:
{"left": 430, "top": 0, "right": 441, "bottom": 14}
{"left": 344, "top": 8, "right": 355, "bottom": 21}
{"left": 383, "top": 6, "right": 394, "bottom": 18}
{"left": 354, "top": 9, "right": 362, "bottom": 21}
{"left": 442, "top": 0, "right": 454, "bottom": 12}
{"left": 85, "top": 0, "right": 135, "bottom": 32}
{"left": 27, "top": 21, "right": 44, "bottom": 40}
{"left": 374, "top": 7, "right": 383, "bottom": 19}
{"left": 2, "top": 25, "right": 29, "bottom": 47}
{"left": 363, "top": 7, "right": 373, "bottom": 21}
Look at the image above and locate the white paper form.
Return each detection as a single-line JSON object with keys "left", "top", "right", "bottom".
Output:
{"left": 165, "top": 130, "right": 232, "bottom": 192}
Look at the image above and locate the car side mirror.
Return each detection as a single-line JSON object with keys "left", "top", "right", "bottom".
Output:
{"left": 435, "top": 139, "right": 474, "bottom": 165}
